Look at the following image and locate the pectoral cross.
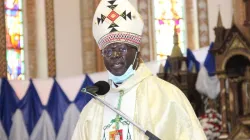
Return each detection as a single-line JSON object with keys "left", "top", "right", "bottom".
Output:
{"left": 115, "top": 133, "right": 120, "bottom": 140}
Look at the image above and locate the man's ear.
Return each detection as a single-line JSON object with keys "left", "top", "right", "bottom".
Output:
{"left": 137, "top": 52, "right": 142, "bottom": 60}
{"left": 133, "top": 51, "right": 142, "bottom": 70}
{"left": 137, "top": 52, "right": 144, "bottom": 64}
{"left": 136, "top": 51, "right": 140, "bottom": 57}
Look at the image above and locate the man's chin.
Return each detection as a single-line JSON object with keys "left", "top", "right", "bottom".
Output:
{"left": 109, "top": 69, "right": 126, "bottom": 76}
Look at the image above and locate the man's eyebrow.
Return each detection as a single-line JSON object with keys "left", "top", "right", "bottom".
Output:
{"left": 115, "top": 43, "right": 124, "bottom": 46}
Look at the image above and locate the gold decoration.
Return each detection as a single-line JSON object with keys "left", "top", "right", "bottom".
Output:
{"left": 217, "top": 9, "right": 223, "bottom": 27}
{"left": 45, "top": 0, "right": 56, "bottom": 77}
{"left": 218, "top": 74, "right": 227, "bottom": 79}
{"left": 218, "top": 133, "right": 229, "bottom": 139}
{"left": 0, "top": 0, "right": 6, "bottom": 78}
{"left": 170, "top": 46, "right": 183, "bottom": 57}
{"left": 229, "top": 77, "right": 244, "bottom": 82}
{"left": 240, "top": 117, "right": 250, "bottom": 125}
{"left": 220, "top": 31, "right": 250, "bottom": 72}
{"left": 180, "top": 61, "right": 187, "bottom": 71}
{"left": 221, "top": 88, "right": 226, "bottom": 94}
{"left": 191, "top": 64, "right": 196, "bottom": 73}
{"left": 222, "top": 105, "right": 226, "bottom": 111}
{"left": 229, "top": 124, "right": 250, "bottom": 140}
{"left": 229, "top": 34, "right": 246, "bottom": 51}
{"left": 223, "top": 124, "right": 227, "bottom": 129}
{"left": 171, "top": 26, "right": 183, "bottom": 57}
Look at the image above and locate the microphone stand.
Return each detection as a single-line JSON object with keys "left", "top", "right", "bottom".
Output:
{"left": 81, "top": 89, "right": 161, "bottom": 140}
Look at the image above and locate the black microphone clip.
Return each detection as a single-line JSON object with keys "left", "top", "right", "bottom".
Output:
{"left": 81, "top": 88, "right": 97, "bottom": 96}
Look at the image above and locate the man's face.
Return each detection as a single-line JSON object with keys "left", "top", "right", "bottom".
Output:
{"left": 102, "top": 43, "right": 137, "bottom": 76}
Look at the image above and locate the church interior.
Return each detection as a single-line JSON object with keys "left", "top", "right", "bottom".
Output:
{"left": 0, "top": 0, "right": 250, "bottom": 139}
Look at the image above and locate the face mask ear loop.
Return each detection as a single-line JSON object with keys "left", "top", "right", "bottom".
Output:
{"left": 132, "top": 51, "right": 138, "bottom": 69}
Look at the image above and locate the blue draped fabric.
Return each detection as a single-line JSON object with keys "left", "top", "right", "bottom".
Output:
{"left": 19, "top": 80, "right": 43, "bottom": 135}
{"left": 187, "top": 48, "right": 200, "bottom": 72}
{"left": 0, "top": 78, "right": 19, "bottom": 136}
{"left": 0, "top": 75, "right": 97, "bottom": 139}
{"left": 46, "top": 79, "right": 70, "bottom": 134}
{"left": 164, "top": 60, "right": 170, "bottom": 72}
{"left": 0, "top": 79, "right": 2, "bottom": 96}
{"left": 204, "top": 42, "right": 216, "bottom": 76}
{"left": 75, "top": 75, "right": 93, "bottom": 111}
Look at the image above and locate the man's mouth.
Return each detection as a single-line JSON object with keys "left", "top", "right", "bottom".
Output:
{"left": 111, "top": 62, "right": 124, "bottom": 69}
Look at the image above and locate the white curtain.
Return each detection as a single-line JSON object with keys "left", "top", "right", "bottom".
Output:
{"left": 9, "top": 110, "right": 29, "bottom": 140}
{"left": 0, "top": 122, "right": 7, "bottom": 140}
{"left": 196, "top": 66, "right": 220, "bottom": 99}
{"left": 57, "top": 104, "right": 80, "bottom": 140}
{"left": 30, "top": 111, "right": 56, "bottom": 140}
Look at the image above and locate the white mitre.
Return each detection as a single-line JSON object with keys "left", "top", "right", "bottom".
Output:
{"left": 92, "top": 0, "right": 144, "bottom": 50}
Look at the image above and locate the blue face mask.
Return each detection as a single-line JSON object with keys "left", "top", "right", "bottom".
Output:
{"left": 108, "top": 52, "right": 138, "bottom": 84}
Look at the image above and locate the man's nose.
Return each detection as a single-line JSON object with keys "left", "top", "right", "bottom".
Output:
{"left": 111, "top": 51, "right": 121, "bottom": 58}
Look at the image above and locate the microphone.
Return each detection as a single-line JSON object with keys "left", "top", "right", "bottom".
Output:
{"left": 84, "top": 81, "right": 110, "bottom": 95}
{"left": 81, "top": 81, "right": 161, "bottom": 140}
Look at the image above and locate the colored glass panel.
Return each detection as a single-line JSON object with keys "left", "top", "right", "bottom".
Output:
{"left": 154, "top": 0, "right": 186, "bottom": 60}
{"left": 7, "top": 49, "right": 24, "bottom": 80}
{"left": 5, "top": 0, "right": 22, "bottom": 10}
{"left": 5, "top": 0, "right": 25, "bottom": 80}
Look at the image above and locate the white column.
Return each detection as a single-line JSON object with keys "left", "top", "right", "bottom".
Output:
{"left": 35, "top": 0, "right": 48, "bottom": 78}
{"left": 54, "top": 0, "right": 83, "bottom": 77}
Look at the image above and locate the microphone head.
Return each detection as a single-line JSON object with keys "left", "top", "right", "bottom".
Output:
{"left": 94, "top": 81, "right": 110, "bottom": 95}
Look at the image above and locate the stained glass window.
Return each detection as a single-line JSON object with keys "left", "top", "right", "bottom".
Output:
{"left": 154, "top": 0, "right": 186, "bottom": 60}
{"left": 5, "top": 0, "right": 25, "bottom": 80}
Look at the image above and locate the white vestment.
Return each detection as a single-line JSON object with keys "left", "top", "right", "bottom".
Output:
{"left": 72, "top": 63, "right": 207, "bottom": 140}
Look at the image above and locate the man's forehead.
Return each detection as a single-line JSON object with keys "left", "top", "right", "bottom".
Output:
{"left": 107, "top": 43, "right": 125, "bottom": 47}
{"left": 104, "top": 43, "right": 138, "bottom": 51}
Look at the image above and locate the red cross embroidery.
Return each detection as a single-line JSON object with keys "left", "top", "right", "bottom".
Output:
{"left": 107, "top": 11, "right": 120, "bottom": 22}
